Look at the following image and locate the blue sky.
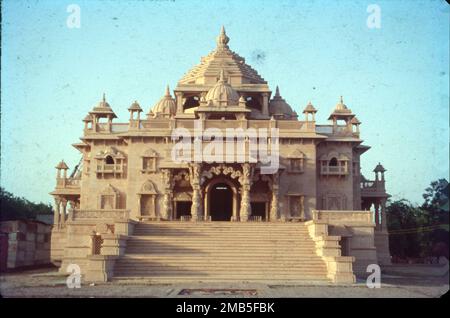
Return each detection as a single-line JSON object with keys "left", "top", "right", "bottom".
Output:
{"left": 1, "top": 0, "right": 449, "bottom": 205}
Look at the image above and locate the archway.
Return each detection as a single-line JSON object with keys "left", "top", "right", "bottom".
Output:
{"left": 209, "top": 183, "right": 233, "bottom": 221}
{"left": 205, "top": 178, "right": 238, "bottom": 221}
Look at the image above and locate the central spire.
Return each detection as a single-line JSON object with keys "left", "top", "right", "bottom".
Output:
{"left": 218, "top": 69, "right": 226, "bottom": 83}
{"left": 216, "top": 25, "right": 230, "bottom": 49}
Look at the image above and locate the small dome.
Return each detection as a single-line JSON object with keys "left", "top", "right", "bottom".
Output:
{"left": 56, "top": 160, "right": 69, "bottom": 170}
{"left": 374, "top": 162, "right": 386, "bottom": 173}
{"left": 303, "top": 101, "right": 317, "bottom": 114}
{"left": 90, "top": 93, "right": 117, "bottom": 118}
{"left": 150, "top": 86, "right": 176, "bottom": 118}
{"left": 97, "top": 93, "right": 111, "bottom": 108}
{"left": 334, "top": 96, "right": 351, "bottom": 113}
{"left": 128, "top": 100, "right": 142, "bottom": 112}
{"left": 205, "top": 70, "right": 240, "bottom": 106}
{"left": 269, "top": 86, "right": 296, "bottom": 119}
{"left": 82, "top": 114, "right": 93, "bottom": 122}
{"left": 351, "top": 116, "right": 361, "bottom": 125}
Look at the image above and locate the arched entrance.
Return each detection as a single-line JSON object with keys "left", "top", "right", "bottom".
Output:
{"left": 205, "top": 178, "right": 238, "bottom": 221}
{"left": 209, "top": 183, "right": 233, "bottom": 221}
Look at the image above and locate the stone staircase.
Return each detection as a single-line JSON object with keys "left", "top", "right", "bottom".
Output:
{"left": 113, "top": 222, "right": 330, "bottom": 282}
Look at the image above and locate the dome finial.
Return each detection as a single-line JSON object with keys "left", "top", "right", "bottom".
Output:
{"left": 218, "top": 69, "right": 226, "bottom": 83}
{"left": 102, "top": 93, "right": 106, "bottom": 102}
{"left": 275, "top": 86, "right": 280, "bottom": 97}
{"left": 340, "top": 95, "right": 343, "bottom": 104}
{"left": 216, "top": 25, "right": 230, "bottom": 49}
{"left": 165, "top": 85, "right": 171, "bottom": 97}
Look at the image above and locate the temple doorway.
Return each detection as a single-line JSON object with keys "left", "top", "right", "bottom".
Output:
{"left": 175, "top": 201, "right": 192, "bottom": 220}
{"left": 251, "top": 202, "right": 267, "bottom": 221}
{"left": 209, "top": 183, "right": 233, "bottom": 221}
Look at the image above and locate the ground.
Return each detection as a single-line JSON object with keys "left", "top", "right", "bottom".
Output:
{"left": 0, "top": 265, "right": 448, "bottom": 298}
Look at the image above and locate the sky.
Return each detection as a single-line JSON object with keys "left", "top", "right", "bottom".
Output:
{"left": 1, "top": 0, "right": 449, "bottom": 206}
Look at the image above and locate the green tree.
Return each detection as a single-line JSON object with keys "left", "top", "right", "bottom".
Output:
{"left": 0, "top": 187, "right": 53, "bottom": 222}
{"left": 386, "top": 200, "right": 423, "bottom": 258}
{"left": 386, "top": 179, "right": 449, "bottom": 261}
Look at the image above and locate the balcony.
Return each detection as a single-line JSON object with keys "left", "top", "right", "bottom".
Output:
{"left": 320, "top": 165, "right": 348, "bottom": 175}
{"left": 361, "top": 179, "right": 387, "bottom": 197}
{"left": 96, "top": 164, "right": 123, "bottom": 173}
{"left": 51, "top": 177, "right": 81, "bottom": 196}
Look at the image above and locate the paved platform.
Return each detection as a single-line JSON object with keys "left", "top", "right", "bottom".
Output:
{"left": 0, "top": 265, "right": 448, "bottom": 298}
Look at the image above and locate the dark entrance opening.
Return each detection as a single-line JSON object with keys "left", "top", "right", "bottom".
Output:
{"left": 176, "top": 201, "right": 192, "bottom": 220}
{"left": 251, "top": 202, "right": 266, "bottom": 221}
{"left": 210, "top": 183, "right": 233, "bottom": 221}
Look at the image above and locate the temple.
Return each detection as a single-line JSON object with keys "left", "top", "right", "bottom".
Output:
{"left": 50, "top": 27, "right": 391, "bottom": 283}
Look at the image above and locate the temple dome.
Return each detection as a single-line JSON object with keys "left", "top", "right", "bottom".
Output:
{"left": 90, "top": 93, "right": 117, "bottom": 118}
{"left": 150, "top": 86, "right": 176, "bottom": 118}
{"left": 269, "top": 86, "right": 296, "bottom": 119}
{"left": 333, "top": 96, "right": 351, "bottom": 113}
{"left": 204, "top": 70, "right": 240, "bottom": 106}
{"left": 178, "top": 27, "right": 266, "bottom": 85}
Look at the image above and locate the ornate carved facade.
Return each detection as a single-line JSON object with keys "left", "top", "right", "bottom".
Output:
{"left": 49, "top": 27, "right": 391, "bottom": 281}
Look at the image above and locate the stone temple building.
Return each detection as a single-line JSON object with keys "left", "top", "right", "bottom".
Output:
{"left": 50, "top": 27, "right": 391, "bottom": 283}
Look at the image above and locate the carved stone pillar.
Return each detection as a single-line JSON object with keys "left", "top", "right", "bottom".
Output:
{"left": 189, "top": 163, "right": 202, "bottom": 221}
{"left": 380, "top": 199, "right": 387, "bottom": 232}
{"left": 374, "top": 202, "right": 381, "bottom": 231}
{"left": 60, "top": 198, "right": 68, "bottom": 227}
{"left": 161, "top": 169, "right": 173, "bottom": 220}
{"left": 240, "top": 163, "right": 252, "bottom": 222}
{"left": 262, "top": 93, "right": 269, "bottom": 116}
{"left": 54, "top": 197, "right": 61, "bottom": 228}
{"left": 270, "top": 172, "right": 279, "bottom": 221}
{"left": 68, "top": 200, "right": 76, "bottom": 222}
{"left": 175, "top": 92, "right": 183, "bottom": 114}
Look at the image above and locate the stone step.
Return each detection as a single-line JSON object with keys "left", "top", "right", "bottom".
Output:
{"left": 112, "top": 272, "right": 328, "bottom": 279}
{"left": 124, "top": 251, "right": 318, "bottom": 256}
{"left": 115, "top": 259, "right": 325, "bottom": 265}
{"left": 133, "top": 230, "right": 310, "bottom": 234}
{"left": 116, "top": 254, "right": 321, "bottom": 260}
{"left": 130, "top": 232, "right": 310, "bottom": 240}
{"left": 114, "top": 264, "right": 327, "bottom": 270}
{"left": 123, "top": 251, "right": 318, "bottom": 256}
{"left": 136, "top": 222, "right": 306, "bottom": 226}
{"left": 114, "top": 221, "right": 329, "bottom": 281}
{"left": 125, "top": 243, "right": 316, "bottom": 249}
{"left": 127, "top": 239, "right": 313, "bottom": 244}
{"left": 111, "top": 276, "right": 329, "bottom": 282}
{"left": 115, "top": 267, "right": 327, "bottom": 276}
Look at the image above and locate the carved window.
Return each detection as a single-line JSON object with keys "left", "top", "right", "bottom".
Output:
{"left": 138, "top": 180, "right": 158, "bottom": 220}
{"left": 98, "top": 184, "right": 120, "bottom": 209}
{"left": 322, "top": 193, "right": 347, "bottom": 210}
{"left": 288, "top": 195, "right": 305, "bottom": 219}
{"left": 319, "top": 152, "right": 349, "bottom": 175}
{"left": 290, "top": 159, "right": 303, "bottom": 172}
{"left": 288, "top": 149, "right": 305, "bottom": 173}
{"left": 101, "top": 195, "right": 114, "bottom": 209}
{"left": 329, "top": 157, "right": 338, "bottom": 166}
{"left": 142, "top": 157, "right": 156, "bottom": 171}
{"left": 95, "top": 147, "right": 126, "bottom": 177}
{"left": 141, "top": 149, "right": 158, "bottom": 173}
{"left": 105, "top": 155, "right": 114, "bottom": 164}
{"left": 91, "top": 234, "right": 103, "bottom": 255}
